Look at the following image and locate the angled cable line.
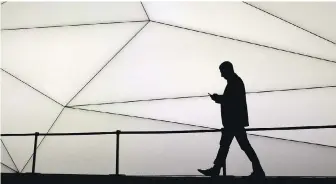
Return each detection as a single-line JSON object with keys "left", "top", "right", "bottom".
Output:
{"left": 1, "top": 163, "right": 19, "bottom": 173}
{"left": 1, "top": 140, "right": 19, "bottom": 172}
{"left": 70, "top": 94, "right": 208, "bottom": 107}
{"left": 141, "top": 2, "right": 150, "bottom": 21}
{"left": 1, "top": 69, "right": 63, "bottom": 107}
{"left": 20, "top": 107, "right": 66, "bottom": 172}
{"left": 1, "top": 20, "right": 149, "bottom": 31}
{"left": 68, "top": 106, "right": 212, "bottom": 130}
{"left": 151, "top": 21, "right": 336, "bottom": 64}
{"left": 243, "top": 2, "right": 336, "bottom": 45}
{"left": 247, "top": 133, "right": 336, "bottom": 149}
{"left": 1, "top": 1, "right": 6, "bottom": 5}
{"left": 247, "top": 85, "right": 336, "bottom": 93}
{"left": 65, "top": 21, "right": 150, "bottom": 106}
{"left": 68, "top": 107, "right": 336, "bottom": 149}
{"left": 69, "top": 85, "right": 336, "bottom": 107}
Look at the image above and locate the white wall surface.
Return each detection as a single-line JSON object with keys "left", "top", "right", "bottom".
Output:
{"left": 1, "top": 2, "right": 336, "bottom": 176}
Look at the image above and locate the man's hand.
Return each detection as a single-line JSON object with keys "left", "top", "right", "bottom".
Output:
{"left": 209, "top": 93, "right": 219, "bottom": 101}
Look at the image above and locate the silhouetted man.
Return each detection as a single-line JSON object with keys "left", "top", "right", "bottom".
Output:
{"left": 198, "top": 61, "right": 265, "bottom": 177}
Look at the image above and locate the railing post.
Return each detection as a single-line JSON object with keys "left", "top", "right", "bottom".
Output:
{"left": 32, "top": 132, "right": 39, "bottom": 173}
{"left": 116, "top": 130, "right": 120, "bottom": 176}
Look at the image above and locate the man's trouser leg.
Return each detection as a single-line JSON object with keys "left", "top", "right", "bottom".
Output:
{"left": 235, "top": 128, "right": 263, "bottom": 172}
{"left": 213, "top": 128, "right": 235, "bottom": 175}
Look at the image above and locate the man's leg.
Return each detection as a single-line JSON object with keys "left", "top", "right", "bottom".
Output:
{"left": 198, "top": 128, "right": 234, "bottom": 176}
{"left": 235, "top": 128, "right": 265, "bottom": 176}
{"left": 214, "top": 128, "right": 235, "bottom": 175}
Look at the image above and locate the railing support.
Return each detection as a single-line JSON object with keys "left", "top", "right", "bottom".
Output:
{"left": 32, "top": 132, "right": 39, "bottom": 173}
{"left": 116, "top": 130, "right": 120, "bottom": 176}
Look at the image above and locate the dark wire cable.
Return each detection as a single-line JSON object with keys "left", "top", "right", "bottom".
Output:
{"left": 242, "top": 2, "right": 336, "bottom": 45}
{"left": 1, "top": 20, "right": 149, "bottom": 31}
{"left": 69, "top": 85, "right": 336, "bottom": 107}
{"left": 151, "top": 21, "right": 336, "bottom": 64}
{"left": 141, "top": 2, "right": 150, "bottom": 21}
{"left": 20, "top": 107, "right": 66, "bottom": 172}
{"left": 1, "top": 163, "right": 19, "bottom": 173}
{"left": 1, "top": 69, "right": 63, "bottom": 106}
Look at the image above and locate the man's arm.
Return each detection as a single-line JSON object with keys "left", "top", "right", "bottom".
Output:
{"left": 209, "top": 93, "right": 224, "bottom": 104}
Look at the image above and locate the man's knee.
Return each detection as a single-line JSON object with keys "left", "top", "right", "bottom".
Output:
{"left": 219, "top": 139, "right": 232, "bottom": 147}
{"left": 237, "top": 138, "right": 253, "bottom": 151}
{"left": 239, "top": 142, "right": 252, "bottom": 152}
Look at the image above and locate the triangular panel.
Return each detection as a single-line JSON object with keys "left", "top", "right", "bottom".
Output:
{"left": 1, "top": 2, "right": 147, "bottom": 29}
{"left": 144, "top": 2, "right": 336, "bottom": 61}
{"left": 70, "top": 22, "right": 336, "bottom": 106}
{"left": 1, "top": 71, "right": 63, "bottom": 171}
{"left": 2, "top": 22, "right": 147, "bottom": 105}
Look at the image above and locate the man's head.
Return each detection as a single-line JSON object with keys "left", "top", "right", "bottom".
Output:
{"left": 219, "top": 61, "right": 234, "bottom": 80}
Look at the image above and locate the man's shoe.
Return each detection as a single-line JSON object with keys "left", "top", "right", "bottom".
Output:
{"left": 249, "top": 170, "right": 266, "bottom": 178}
{"left": 197, "top": 167, "right": 220, "bottom": 177}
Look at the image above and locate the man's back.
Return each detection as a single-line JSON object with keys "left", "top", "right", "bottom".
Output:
{"left": 221, "top": 74, "right": 249, "bottom": 128}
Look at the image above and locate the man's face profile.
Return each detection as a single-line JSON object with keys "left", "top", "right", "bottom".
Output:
{"left": 220, "top": 69, "right": 228, "bottom": 80}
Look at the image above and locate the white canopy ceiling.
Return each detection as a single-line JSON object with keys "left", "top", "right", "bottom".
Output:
{"left": 1, "top": 1, "right": 336, "bottom": 175}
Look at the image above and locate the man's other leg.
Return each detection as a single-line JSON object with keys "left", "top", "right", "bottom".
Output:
{"left": 213, "top": 128, "right": 235, "bottom": 175}
{"left": 235, "top": 128, "right": 265, "bottom": 176}
{"left": 198, "top": 128, "right": 234, "bottom": 176}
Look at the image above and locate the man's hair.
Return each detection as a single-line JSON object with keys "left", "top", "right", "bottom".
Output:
{"left": 219, "top": 61, "right": 234, "bottom": 73}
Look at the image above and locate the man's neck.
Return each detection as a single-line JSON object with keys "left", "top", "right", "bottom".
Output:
{"left": 226, "top": 73, "right": 237, "bottom": 83}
